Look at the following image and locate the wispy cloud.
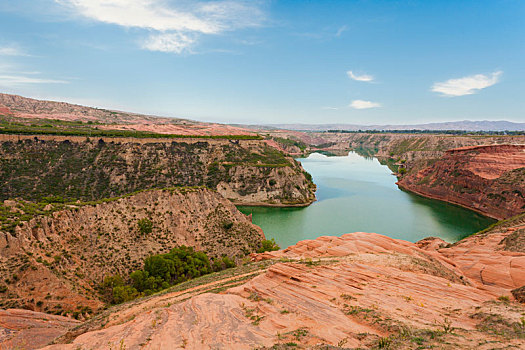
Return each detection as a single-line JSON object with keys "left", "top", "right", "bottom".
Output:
{"left": 432, "top": 71, "right": 502, "bottom": 97}
{"left": 322, "top": 106, "right": 339, "bottom": 110}
{"left": 141, "top": 33, "right": 196, "bottom": 54}
{"left": 0, "top": 51, "right": 68, "bottom": 86}
{"left": 0, "top": 46, "right": 29, "bottom": 56}
{"left": 0, "top": 75, "right": 68, "bottom": 85}
{"left": 347, "top": 70, "right": 374, "bottom": 82}
{"left": 350, "top": 100, "right": 381, "bottom": 109}
{"left": 335, "top": 25, "right": 347, "bottom": 37}
{"left": 56, "top": 0, "right": 266, "bottom": 54}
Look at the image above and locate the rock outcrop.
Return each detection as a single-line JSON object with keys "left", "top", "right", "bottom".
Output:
{"left": 0, "top": 188, "right": 264, "bottom": 315}
{"left": 397, "top": 144, "right": 525, "bottom": 219}
{"left": 0, "top": 309, "right": 80, "bottom": 349}
{"left": 34, "top": 225, "right": 525, "bottom": 350}
{"left": 0, "top": 136, "right": 315, "bottom": 206}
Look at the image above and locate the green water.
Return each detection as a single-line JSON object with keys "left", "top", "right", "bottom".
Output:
{"left": 239, "top": 152, "right": 495, "bottom": 248}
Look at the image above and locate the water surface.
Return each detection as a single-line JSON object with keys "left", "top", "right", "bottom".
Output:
{"left": 239, "top": 152, "right": 495, "bottom": 248}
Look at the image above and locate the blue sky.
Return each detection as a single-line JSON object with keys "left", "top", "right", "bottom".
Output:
{"left": 0, "top": 0, "right": 523, "bottom": 124}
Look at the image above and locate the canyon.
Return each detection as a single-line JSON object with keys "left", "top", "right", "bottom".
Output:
{"left": 265, "top": 130, "right": 525, "bottom": 218}
{"left": 0, "top": 94, "right": 524, "bottom": 349}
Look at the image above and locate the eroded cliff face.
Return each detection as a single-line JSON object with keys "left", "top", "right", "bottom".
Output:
{"left": 33, "top": 225, "right": 525, "bottom": 350}
{"left": 268, "top": 132, "right": 525, "bottom": 218}
{"left": 309, "top": 132, "right": 524, "bottom": 161}
{"left": 0, "top": 136, "right": 315, "bottom": 206}
{"left": 0, "top": 188, "right": 264, "bottom": 315}
{"left": 397, "top": 144, "right": 525, "bottom": 220}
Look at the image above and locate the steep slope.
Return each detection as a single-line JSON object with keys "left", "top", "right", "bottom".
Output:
{"left": 0, "top": 188, "right": 264, "bottom": 316}
{"left": 38, "top": 227, "right": 525, "bottom": 350}
{"left": 0, "top": 136, "right": 315, "bottom": 206}
{"left": 397, "top": 144, "right": 525, "bottom": 219}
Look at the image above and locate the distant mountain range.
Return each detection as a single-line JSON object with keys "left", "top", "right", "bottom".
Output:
{"left": 264, "top": 120, "right": 525, "bottom": 132}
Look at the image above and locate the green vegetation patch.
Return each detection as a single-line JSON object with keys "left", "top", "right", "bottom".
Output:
{"left": 99, "top": 245, "right": 236, "bottom": 305}
{"left": 257, "top": 238, "right": 280, "bottom": 253}
{"left": 0, "top": 116, "right": 262, "bottom": 140}
{"left": 270, "top": 136, "right": 308, "bottom": 151}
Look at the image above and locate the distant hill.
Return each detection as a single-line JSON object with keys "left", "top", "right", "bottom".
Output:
{"left": 0, "top": 92, "right": 191, "bottom": 125}
{"left": 264, "top": 120, "right": 525, "bottom": 132}
{"left": 0, "top": 93, "right": 254, "bottom": 136}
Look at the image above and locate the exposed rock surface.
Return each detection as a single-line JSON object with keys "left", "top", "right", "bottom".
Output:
{"left": 261, "top": 131, "right": 525, "bottom": 160}
{"left": 398, "top": 144, "right": 525, "bottom": 219}
{"left": 36, "top": 228, "right": 525, "bottom": 350}
{"left": 0, "top": 137, "right": 315, "bottom": 206}
{"left": 0, "top": 188, "right": 264, "bottom": 315}
{"left": 420, "top": 214, "right": 525, "bottom": 294}
{"left": 0, "top": 309, "right": 80, "bottom": 349}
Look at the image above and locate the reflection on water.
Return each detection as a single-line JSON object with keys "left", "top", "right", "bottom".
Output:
{"left": 239, "top": 152, "right": 495, "bottom": 249}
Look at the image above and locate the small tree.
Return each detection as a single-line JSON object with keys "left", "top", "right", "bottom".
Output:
{"left": 112, "top": 285, "right": 140, "bottom": 304}
{"left": 138, "top": 218, "right": 153, "bottom": 235}
{"left": 257, "top": 239, "right": 280, "bottom": 253}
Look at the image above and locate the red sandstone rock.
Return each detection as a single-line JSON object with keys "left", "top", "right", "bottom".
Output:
{"left": 398, "top": 144, "right": 525, "bottom": 219}
{"left": 40, "top": 231, "right": 525, "bottom": 349}
{"left": 0, "top": 309, "right": 79, "bottom": 349}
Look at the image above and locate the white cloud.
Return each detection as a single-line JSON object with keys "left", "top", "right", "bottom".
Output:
{"left": 347, "top": 70, "right": 374, "bottom": 82}
{"left": 0, "top": 57, "right": 68, "bottom": 86}
{"left": 0, "top": 46, "right": 28, "bottom": 56}
{"left": 432, "top": 71, "right": 502, "bottom": 97}
{"left": 322, "top": 106, "right": 339, "bottom": 110}
{"left": 0, "top": 75, "right": 68, "bottom": 85}
{"left": 142, "top": 33, "right": 196, "bottom": 54}
{"left": 56, "top": 0, "right": 266, "bottom": 53}
{"left": 350, "top": 100, "right": 381, "bottom": 109}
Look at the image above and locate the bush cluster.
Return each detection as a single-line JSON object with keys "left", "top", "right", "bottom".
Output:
{"left": 137, "top": 218, "right": 153, "bottom": 235}
{"left": 99, "top": 246, "right": 236, "bottom": 304}
{"left": 257, "top": 238, "right": 280, "bottom": 253}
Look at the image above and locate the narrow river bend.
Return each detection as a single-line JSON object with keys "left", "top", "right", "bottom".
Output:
{"left": 239, "top": 152, "right": 495, "bottom": 248}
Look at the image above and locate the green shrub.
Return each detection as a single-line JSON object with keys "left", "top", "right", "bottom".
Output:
{"left": 257, "top": 238, "right": 280, "bottom": 253}
{"left": 222, "top": 221, "right": 234, "bottom": 230}
{"left": 98, "top": 274, "right": 125, "bottom": 303}
{"left": 99, "top": 246, "right": 230, "bottom": 305}
{"left": 212, "top": 256, "right": 236, "bottom": 271}
{"left": 137, "top": 218, "right": 153, "bottom": 235}
{"left": 112, "top": 285, "right": 140, "bottom": 304}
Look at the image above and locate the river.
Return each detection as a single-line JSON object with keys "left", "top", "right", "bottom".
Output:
{"left": 239, "top": 152, "right": 495, "bottom": 248}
